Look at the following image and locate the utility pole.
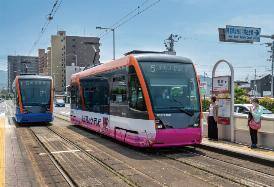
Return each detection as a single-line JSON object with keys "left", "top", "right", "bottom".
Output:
{"left": 261, "top": 34, "right": 274, "bottom": 98}
{"left": 96, "top": 26, "right": 115, "bottom": 60}
{"left": 254, "top": 69, "right": 257, "bottom": 96}
{"left": 164, "top": 34, "right": 181, "bottom": 55}
{"left": 271, "top": 41, "right": 274, "bottom": 97}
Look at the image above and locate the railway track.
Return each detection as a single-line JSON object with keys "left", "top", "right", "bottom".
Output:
{"left": 182, "top": 147, "right": 274, "bottom": 176}
{"left": 29, "top": 126, "right": 166, "bottom": 187}
{"left": 49, "top": 125, "right": 226, "bottom": 186}
{"left": 47, "top": 126, "right": 164, "bottom": 187}
{"left": 29, "top": 127, "right": 76, "bottom": 187}
{"left": 157, "top": 149, "right": 274, "bottom": 187}
{"left": 52, "top": 116, "right": 274, "bottom": 187}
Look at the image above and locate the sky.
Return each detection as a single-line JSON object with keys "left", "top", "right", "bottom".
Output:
{"left": 0, "top": 0, "right": 274, "bottom": 80}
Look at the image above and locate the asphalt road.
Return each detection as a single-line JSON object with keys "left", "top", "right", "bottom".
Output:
{"left": 54, "top": 104, "right": 70, "bottom": 116}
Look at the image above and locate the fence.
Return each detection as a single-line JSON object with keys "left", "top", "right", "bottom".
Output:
{"left": 202, "top": 112, "right": 274, "bottom": 149}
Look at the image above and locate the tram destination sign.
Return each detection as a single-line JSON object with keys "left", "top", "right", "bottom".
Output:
{"left": 219, "top": 25, "right": 261, "bottom": 43}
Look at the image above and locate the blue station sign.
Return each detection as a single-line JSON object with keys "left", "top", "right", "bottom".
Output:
{"left": 225, "top": 25, "right": 261, "bottom": 43}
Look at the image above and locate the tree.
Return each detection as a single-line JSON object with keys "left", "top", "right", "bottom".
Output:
{"left": 234, "top": 86, "right": 249, "bottom": 104}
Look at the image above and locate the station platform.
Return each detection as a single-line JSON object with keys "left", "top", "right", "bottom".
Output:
{"left": 201, "top": 138, "right": 274, "bottom": 163}
{"left": 0, "top": 114, "right": 39, "bottom": 187}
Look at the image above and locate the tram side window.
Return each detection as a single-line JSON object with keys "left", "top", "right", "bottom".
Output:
{"left": 109, "top": 68, "right": 129, "bottom": 117}
{"left": 129, "top": 74, "right": 146, "bottom": 111}
{"left": 111, "top": 75, "right": 127, "bottom": 104}
{"left": 70, "top": 85, "right": 79, "bottom": 109}
{"left": 81, "top": 78, "right": 109, "bottom": 114}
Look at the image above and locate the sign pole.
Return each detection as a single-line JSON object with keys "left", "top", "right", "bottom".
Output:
{"left": 212, "top": 60, "right": 234, "bottom": 142}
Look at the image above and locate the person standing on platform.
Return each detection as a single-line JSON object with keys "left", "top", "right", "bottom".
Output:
{"left": 248, "top": 98, "right": 263, "bottom": 149}
{"left": 208, "top": 96, "right": 218, "bottom": 141}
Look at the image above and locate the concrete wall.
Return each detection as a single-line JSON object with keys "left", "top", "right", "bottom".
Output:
{"left": 202, "top": 112, "right": 274, "bottom": 149}
{"left": 51, "top": 32, "right": 66, "bottom": 94}
{"left": 66, "top": 36, "right": 100, "bottom": 67}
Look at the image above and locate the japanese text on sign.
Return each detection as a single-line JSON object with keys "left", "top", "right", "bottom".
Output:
{"left": 225, "top": 25, "right": 261, "bottom": 43}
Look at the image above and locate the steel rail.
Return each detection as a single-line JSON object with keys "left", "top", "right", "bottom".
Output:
{"left": 29, "top": 127, "right": 77, "bottom": 187}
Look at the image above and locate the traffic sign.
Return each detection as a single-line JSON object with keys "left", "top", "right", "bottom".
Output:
{"left": 225, "top": 25, "right": 261, "bottom": 43}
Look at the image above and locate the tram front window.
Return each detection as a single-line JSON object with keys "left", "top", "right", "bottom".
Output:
{"left": 19, "top": 79, "right": 51, "bottom": 107}
{"left": 139, "top": 62, "right": 200, "bottom": 114}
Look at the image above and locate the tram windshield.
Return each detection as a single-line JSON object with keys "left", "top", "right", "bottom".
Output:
{"left": 139, "top": 62, "right": 200, "bottom": 114}
{"left": 19, "top": 79, "right": 51, "bottom": 107}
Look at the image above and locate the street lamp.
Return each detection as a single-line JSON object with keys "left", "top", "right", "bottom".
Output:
{"left": 96, "top": 26, "right": 115, "bottom": 60}
{"left": 66, "top": 53, "right": 78, "bottom": 66}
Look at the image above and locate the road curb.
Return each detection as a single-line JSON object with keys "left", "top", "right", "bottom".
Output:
{"left": 198, "top": 143, "right": 274, "bottom": 166}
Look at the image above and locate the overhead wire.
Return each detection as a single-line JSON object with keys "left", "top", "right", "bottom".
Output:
{"left": 110, "top": 0, "right": 150, "bottom": 30}
{"left": 98, "top": 0, "right": 151, "bottom": 38}
{"left": 98, "top": 0, "right": 161, "bottom": 40}
{"left": 28, "top": 0, "right": 62, "bottom": 55}
{"left": 113, "top": 0, "right": 160, "bottom": 30}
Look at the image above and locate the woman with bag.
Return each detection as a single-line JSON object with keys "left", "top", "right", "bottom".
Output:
{"left": 208, "top": 96, "right": 218, "bottom": 141}
{"left": 248, "top": 98, "right": 263, "bottom": 149}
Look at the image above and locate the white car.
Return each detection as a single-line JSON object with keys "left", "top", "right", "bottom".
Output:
{"left": 55, "top": 98, "right": 65, "bottom": 107}
{"left": 234, "top": 104, "right": 274, "bottom": 118}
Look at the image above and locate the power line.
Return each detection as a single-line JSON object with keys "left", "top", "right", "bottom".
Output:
{"left": 110, "top": 0, "right": 150, "bottom": 30}
{"left": 99, "top": 0, "right": 161, "bottom": 39}
{"left": 98, "top": 0, "right": 151, "bottom": 38}
{"left": 28, "top": 0, "right": 62, "bottom": 55}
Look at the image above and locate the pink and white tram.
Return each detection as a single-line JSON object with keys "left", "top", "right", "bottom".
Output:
{"left": 70, "top": 53, "right": 202, "bottom": 147}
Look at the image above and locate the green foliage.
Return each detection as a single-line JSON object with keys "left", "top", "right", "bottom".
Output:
{"left": 202, "top": 98, "right": 211, "bottom": 112}
{"left": 235, "top": 95, "right": 250, "bottom": 104}
{"left": 259, "top": 97, "right": 274, "bottom": 113}
{"left": 234, "top": 86, "right": 249, "bottom": 104}
{"left": 201, "top": 86, "right": 274, "bottom": 113}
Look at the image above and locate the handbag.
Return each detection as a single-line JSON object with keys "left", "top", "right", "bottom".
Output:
{"left": 248, "top": 119, "right": 261, "bottom": 130}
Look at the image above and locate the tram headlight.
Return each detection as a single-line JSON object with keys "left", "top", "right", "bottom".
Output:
{"left": 155, "top": 119, "right": 164, "bottom": 129}
{"left": 193, "top": 117, "right": 200, "bottom": 128}
{"left": 193, "top": 123, "right": 199, "bottom": 127}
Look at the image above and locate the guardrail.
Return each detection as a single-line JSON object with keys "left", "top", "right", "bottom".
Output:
{"left": 202, "top": 112, "right": 274, "bottom": 149}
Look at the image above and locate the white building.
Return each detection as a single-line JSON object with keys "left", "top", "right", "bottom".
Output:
{"left": 65, "top": 64, "right": 84, "bottom": 88}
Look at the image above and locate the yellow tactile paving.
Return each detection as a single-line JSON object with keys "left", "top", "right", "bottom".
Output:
{"left": 0, "top": 115, "right": 5, "bottom": 187}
